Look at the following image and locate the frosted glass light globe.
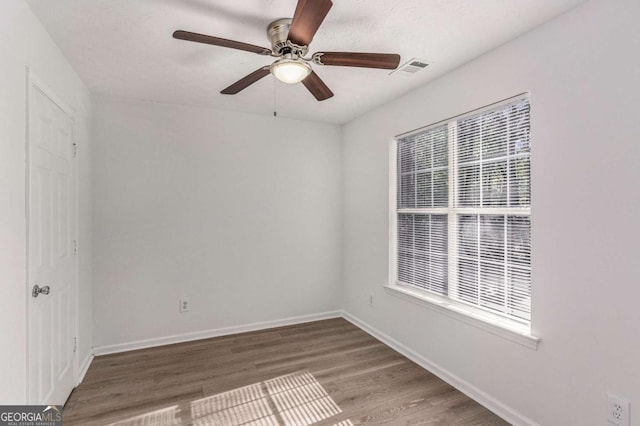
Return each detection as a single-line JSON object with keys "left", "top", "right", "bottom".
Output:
{"left": 270, "top": 59, "right": 312, "bottom": 84}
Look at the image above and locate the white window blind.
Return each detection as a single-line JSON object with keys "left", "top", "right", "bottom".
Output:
{"left": 395, "top": 96, "right": 531, "bottom": 323}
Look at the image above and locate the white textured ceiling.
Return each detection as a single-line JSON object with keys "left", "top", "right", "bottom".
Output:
{"left": 26, "top": 0, "right": 585, "bottom": 124}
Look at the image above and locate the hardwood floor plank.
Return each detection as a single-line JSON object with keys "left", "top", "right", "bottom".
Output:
{"left": 63, "top": 318, "right": 508, "bottom": 425}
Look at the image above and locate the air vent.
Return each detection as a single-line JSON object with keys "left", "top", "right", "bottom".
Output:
{"left": 391, "top": 58, "right": 429, "bottom": 77}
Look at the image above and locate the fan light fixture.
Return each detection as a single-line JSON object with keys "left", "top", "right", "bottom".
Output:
{"left": 270, "top": 59, "right": 311, "bottom": 84}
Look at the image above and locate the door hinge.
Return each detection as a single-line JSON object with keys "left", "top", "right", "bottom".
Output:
{"left": 72, "top": 142, "right": 77, "bottom": 158}
{"left": 73, "top": 337, "right": 77, "bottom": 353}
{"left": 73, "top": 240, "right": 77, "bottom": 255}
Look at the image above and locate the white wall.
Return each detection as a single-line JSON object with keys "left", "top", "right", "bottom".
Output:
{"left": 91, "top": 99, "right": 342, "bottom": 349}
{"left": 342, "top": 0, "right": 640, "bottom": 424}
{"left": 0, "top": 0, "right": 93, "bottom": 403}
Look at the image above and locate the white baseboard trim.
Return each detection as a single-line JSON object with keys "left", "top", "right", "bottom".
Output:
{"left": 93, "top": 310, "right": 342, "bottom": 356}
{"left": 340, "top": 310, "right": 538, "bottom": 426}
{"left": 76, "top": 354, "right": 94, "bottom": 385}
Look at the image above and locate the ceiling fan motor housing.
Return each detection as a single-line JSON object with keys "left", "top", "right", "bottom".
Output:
{"left": 267, "top": 19, "right": 291, "bottom": 54}
{"left": 267, "top": 19, "right": 307, "bottom": 56}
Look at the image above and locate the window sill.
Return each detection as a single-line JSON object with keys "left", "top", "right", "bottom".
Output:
{"left": 384, "top": 283, "right": 540, "bottom": 350}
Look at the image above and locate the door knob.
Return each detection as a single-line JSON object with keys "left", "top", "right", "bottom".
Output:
{"left": 32, "top": 285, "right": 50, "bottom": 298}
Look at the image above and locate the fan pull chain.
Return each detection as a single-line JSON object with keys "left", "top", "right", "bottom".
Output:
{"left": 273, "top": 77, "right": 277, "bottom": 118}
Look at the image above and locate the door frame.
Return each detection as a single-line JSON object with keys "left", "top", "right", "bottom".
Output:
{"left": 25, "top": 67, "right": 80, "bottom": 403}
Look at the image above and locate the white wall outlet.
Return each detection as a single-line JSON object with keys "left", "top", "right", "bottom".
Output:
{"left": 607, "top": 394, "right": 630, "bottom": 425}
{"left": 179, "top": 298, "right": 190, "bottom": 313}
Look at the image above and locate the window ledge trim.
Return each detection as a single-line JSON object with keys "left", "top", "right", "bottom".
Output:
{"left": 384, "top": 283, "right": 540, "bottom": 350}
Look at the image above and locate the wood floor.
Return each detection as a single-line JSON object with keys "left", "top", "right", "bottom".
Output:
{"left": 63, "top": 318, "right": 509, "bottom": 425}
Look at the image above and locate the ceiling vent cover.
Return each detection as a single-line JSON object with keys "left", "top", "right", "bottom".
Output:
{"left": 391, "top": 58, "right": 429, "bottom": 77}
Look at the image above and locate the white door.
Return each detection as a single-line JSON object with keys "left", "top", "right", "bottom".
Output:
{"left": 27, "top": 77, "right": 77, "bottom": 405}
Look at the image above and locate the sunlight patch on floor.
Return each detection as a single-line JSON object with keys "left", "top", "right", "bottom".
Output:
{"left": 264, "top": 371, "right": 341, "bottom": 425}
{"left": 332, "top": 421, "right": 354, "bottom": 426}
{"left": 109, "top": 371, "right": 350, "bottom": 426}
{"left": 108, "top": 405, "right": 181, "bottom": 426}
{"left": 190, "top": 382, "right": 273, "bottom": 425}
{"left": 190, "top": 370, "right": 344, "bottom": 426}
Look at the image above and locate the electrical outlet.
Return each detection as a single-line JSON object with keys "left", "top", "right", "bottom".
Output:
{"left": 607, "top": 394, "right": 630, "bottom": 425}
{"left": 179, "top": 298, "right": 190, "bottom": 313}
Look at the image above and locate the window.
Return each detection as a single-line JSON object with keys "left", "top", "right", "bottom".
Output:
{"left": 392, "top": 96, "right": 531, "bottom": 326}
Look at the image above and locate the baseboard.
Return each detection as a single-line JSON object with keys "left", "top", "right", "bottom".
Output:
{"left": 76, "top": 353, "right": 94, "bottom": 385}
{"left": 93, "top": 310, "right": 342, "bottom": 356}
{"left": 340, "top": 310, "right": 538, "bottom": 426}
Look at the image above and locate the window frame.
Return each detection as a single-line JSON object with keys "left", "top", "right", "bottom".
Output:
{"left": 387, "top": 93, "right": 539, "bottom": 349}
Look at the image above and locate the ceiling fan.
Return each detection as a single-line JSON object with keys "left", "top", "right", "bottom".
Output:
{"left": 173, "top": 0, "right": 401, "bottom": 101}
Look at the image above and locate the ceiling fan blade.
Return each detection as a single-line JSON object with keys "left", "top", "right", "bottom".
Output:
{"left": 314, "top": 52, "right": 401, "bottom": 69}
{"left": 221, "top": 66, "right": 271, "bottom": 95}
{"left": 302, "top": 71, "right": 334, "bottom": 101}
{"left": 173, "top": 30, "right": 272, "bottom": 55}
{"left": 287, "top": 0, "right": 333, "bottom": 47}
